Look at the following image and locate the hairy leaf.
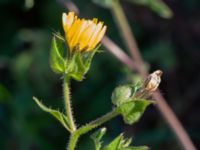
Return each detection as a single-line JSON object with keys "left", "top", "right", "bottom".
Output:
{"left": 33, "top": 97, "right": 71, "bottom": 132}
{"left": 50, "top": 36, "right": 65, "bottom": 74}
{"left": 117, "top": 100, "right": 152, "bottom": 125}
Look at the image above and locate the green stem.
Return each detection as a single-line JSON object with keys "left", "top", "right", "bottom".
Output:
{"left": 68, "top": 109, "right": 119, "bottom": 150}
{"left": 63, "top": 76, "right": 76, "bottom": 132}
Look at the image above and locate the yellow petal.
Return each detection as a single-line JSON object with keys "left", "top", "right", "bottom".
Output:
{"left": 78, "top": 22, "right": 96, "bottom": 50}
{"left": 90, "top": 25, "right": 107, "bottom": 49}
{"left": 67, "top": 19, "right": 81, "bottom": 39}
{"left": 88, "top": 22, "right": 103, "bottom": 49}
{"left": 70, "top": 19, "right": 88, "bottom": 49}
{"left": 62, "top": 12, "right": 75, "bottom": 33}
{"left": 92, "top": 18, "right": 98, "bottom": 23}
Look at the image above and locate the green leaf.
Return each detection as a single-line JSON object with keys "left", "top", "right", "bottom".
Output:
{"left": 120, "top": 146, "right": 149, "bottom": 150}
{"left": 116, "top": 100, "right": 152, "bottom": 125}
{"left": 50, "top": 36, "right": 66, "bottom": 74}
{"left": 127, "top": 0, "right": 173, "bottom": 18}
{"left": 33, "top": 96, "right": 71, "bottom": 132}
{"left": 101, "top": 132, "right": 148, "bottom": 150}
{"left": 90, "top": 127, "right": 107, "bottom": 150}
{"left": 92, "top": 0, "right": 113, "bottom": 8}
{"left": 103, "top": 134, "right": 135, "bottom": 150}
{"left": 102, "top": 134, "right": 123, "bottom": 150}
{"left": 121, "top": 137, "right": 132, "bottom": 148}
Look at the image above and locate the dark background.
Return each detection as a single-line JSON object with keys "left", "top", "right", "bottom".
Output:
{"left": 0, "top": 0, "right": 200, "bottom": 149}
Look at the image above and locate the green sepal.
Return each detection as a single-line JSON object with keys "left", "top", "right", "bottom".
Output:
{"left": 102, "top": 134, "right": 140, "bottom": 150}
{"left": 127, "top": 0, "right": 173, "bottom": 18}
{"left": 49, "top": 36, "right": 66, "bottom": 74}
{"left": 102, "top": 134, "right": 123, "bottom": 150}
{"left": 116, "top": 100, "right": 153, "bottom": 125}
{"left": 83, "top": 45, "right": 100, "bottom": 73}
{"left": 65, "top": 45, "right": 99, "bottom": 81}
{"left": 33, "top": 96, "right": 71, "bottom": 132}
{"left": 90, "top": 127, "right": 107, "bottom": 150}
{"left": 66, "top": 51, "right": 85, "bottom": 81}
{"left": 92, "top": 129, "right": 149, "bottom": 150}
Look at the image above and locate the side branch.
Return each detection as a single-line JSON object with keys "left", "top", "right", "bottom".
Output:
{"left": 68, "top": 109, "right": 119, "bottom": 150}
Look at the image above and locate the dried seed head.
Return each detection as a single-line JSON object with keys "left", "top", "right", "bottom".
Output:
{"left": 144, "top": 70, "right": 162, "bottom": 92}
{"left": 132, "top": 70, "right": 163, "bottom": 99}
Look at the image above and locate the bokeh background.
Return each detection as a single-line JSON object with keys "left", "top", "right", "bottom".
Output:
{"left": 0, "top": 0, "right": 200, "bottom": 149}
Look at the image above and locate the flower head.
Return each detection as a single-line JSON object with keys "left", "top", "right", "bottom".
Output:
{"left": 62, "top": 12, "right": 107, "bottom": 53}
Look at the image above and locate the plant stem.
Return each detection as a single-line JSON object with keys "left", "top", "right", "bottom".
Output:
{"left": 63, "top": 76, "right": 76, "bottom": 132}
{"left": 58, "top": 1, "right": 197, "bottom": 149}
{"left": 111, "top": 0, "right": 146, "bottom": 76}
{"left": 68, "top": 109, "right": 119, "bottom": 150}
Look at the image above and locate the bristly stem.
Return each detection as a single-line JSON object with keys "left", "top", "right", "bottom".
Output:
{"left": 63, "top": 76, "right": 76, "bottom": 132}
{"left": 68, "top": 109, "right": 119, "bottom": 150}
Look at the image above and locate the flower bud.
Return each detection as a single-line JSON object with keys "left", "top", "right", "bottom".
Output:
{"left": 111, "top": 85, "right": 132, "bottom": 106}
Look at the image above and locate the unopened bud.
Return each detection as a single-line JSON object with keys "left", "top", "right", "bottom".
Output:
{"left": 111, "top": 85, "right": 132, "bottom": 106}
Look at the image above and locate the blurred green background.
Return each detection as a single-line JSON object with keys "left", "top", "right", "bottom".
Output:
{"left": 0, "top": 0, "right": 200, "bottom": 149}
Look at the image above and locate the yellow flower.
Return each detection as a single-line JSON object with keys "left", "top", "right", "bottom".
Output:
{"left": 62, "top": 12, "right": 107, "bottom": 52}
